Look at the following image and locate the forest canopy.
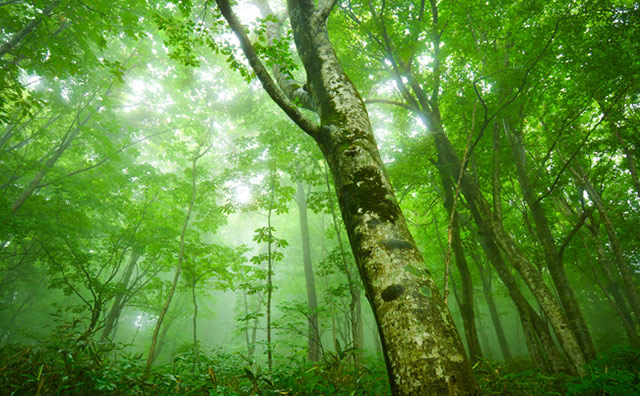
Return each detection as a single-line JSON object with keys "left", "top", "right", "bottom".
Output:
{"left": 1, "top": 0, "right": 639, "bottom": 395}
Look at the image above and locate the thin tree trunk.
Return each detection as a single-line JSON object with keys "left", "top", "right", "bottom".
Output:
{"left": 192, "top": 275, "right": 199, "bottom": 375}
{"left": 571, "top": 164, "right": 640, "bottom": 329}
{"left": 101, "top": 250, "right": 140, "bottom": 341}
{"left": 10, "top": 124, "right": 81, "bottom": 214}
{"left": 433, "top": 129, "right": 585, "bottom": 374}
{"left": 581, "top": 230, "right": 639, "bottom": 346}
{"left": 0, "top": 0, "right": 59, "bottom": 59}
{"left": 295, "top": 181, "right": 321, "bottom": 362}
{"left": 505, "top": 120, "right": 595, "bottom": 360}
{"left": 266, "top": 167, "right": 275, "bottom": 371}
{"left": 144, "top": 144, "right": 209, "bottom": 377}
{"left": 438, "top": 157, "right": 482, "bottom": 364}
{"left": 242, "top": 292, "right": 261, "bottom": 360}
{"left": 469, "top": 250, "right": 512, "bottom": 361}
{"left": 152, "top": 306, "right": 181, "bottom": 364}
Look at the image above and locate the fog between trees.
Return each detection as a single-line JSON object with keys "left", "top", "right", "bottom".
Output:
{"left": 1, "top": 0, "right": 639, "bottom": 395}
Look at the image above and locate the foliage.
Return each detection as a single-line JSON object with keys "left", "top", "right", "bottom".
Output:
{"left": 566, "top": 346, "right": 640, "bottom": 396}
{"left": 0, "top": 319, "right": 145, "bottom": 395}
{"left": 475, "top": 358, "right": 570, "bottom": 396}
{"left": 0, "top": 324, "right": 390, "bottom": 396}
{"left": 475, "top": 347, "right": 640, "bottom": 396}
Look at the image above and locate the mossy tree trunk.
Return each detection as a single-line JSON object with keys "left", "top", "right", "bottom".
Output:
{"left": 216, "top": 1, "right": 477, "bottom": 394}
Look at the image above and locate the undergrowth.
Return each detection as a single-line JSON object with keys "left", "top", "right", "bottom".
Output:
{"left": 1, "top": 322, "right": 638, "bottom": 395}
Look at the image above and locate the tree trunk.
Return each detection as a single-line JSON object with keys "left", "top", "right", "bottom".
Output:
{"left": 152, "top": 305, "right": 181, "bottom": 364}
{"left": 101, "top": 250, "right": 141, "bottom": 341}
{"left": 265, "top": 165, "right": 276, "bottom": 371}
{"left": 144, "top": 145, "right": 207, "bottom": 377}
{"left": 505, "top": 120, "right": 595, "bottom": 360}
{"left": 295, "top": 181, "right": 321, "bottom": 362}
{"left": 438, "top": 155, "right": 482, "bottom": 364}
{"left": 217, "top": 1, "right": 477, "bottom": 394}
{"left": 325, "top": 164, "right": 363, "bottom": 367}
{"left": 191, "top": 274, "right": 200, "bottom": 375}
{"left": 0, "top": 0, "right": 59, "bottom": 59}
{"left": 571, "top": 164, "right": 640, "bottom": 329}
{"left": 432, "top": 130, "right": 585, "bottom": 375}
{"left": 469, "top": 250, "right": 512, "bottom": 361}
{"left": 581, "top": 229, "right": 639, "bottom": 346}
{"left": 242, "top": 291, "right": 261, "bottom": 360}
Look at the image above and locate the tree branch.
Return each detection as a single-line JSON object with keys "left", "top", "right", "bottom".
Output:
{"left": 558, "top": 207, "right": 593, "bottom": 260}
{"left": 364, "top": 98, "right": 412, "bottom": 110}
{"left": 251, "top": 0, "right": 315, "bottom": 110}
{"left": 318, "top": 0, "right": 339, "bottom": 21}
{"left": 215, "top": 0, "right": 320, "bottom": 139}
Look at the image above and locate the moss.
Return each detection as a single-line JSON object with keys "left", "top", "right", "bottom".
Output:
{"left": 419, "top": 285, "right": 432, "bottom": 298}
{"left": 340, "top": 166, "right": 399, "bottom": 224}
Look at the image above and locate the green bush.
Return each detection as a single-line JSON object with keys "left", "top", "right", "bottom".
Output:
{"left": 567, "top": 346, "right": 640, "bottom": 396}
{"left": 474, "top": 358, "right": 569, "bottom": 396}
{"left": 0, "top": 319, "right": 145, "bottom": 395}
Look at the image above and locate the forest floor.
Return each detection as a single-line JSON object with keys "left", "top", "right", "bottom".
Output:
{"left": 0, "top": 329, "right": 638, "bottom": 396}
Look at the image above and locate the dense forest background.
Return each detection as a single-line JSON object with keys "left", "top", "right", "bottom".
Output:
{"left": 1, "top": 0, "right": 639, "bottom": 395}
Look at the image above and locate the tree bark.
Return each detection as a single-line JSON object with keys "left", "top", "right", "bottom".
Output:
{"left": 295, "top": 181, "right": 321, "bottom": 362}
{"left": 325, "top": 163, "right": 363, "bottom": 366}
{"left": 215, "top": 1, "right": 477, "bottom": 394}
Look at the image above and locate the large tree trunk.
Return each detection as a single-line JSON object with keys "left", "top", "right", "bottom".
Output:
{"left": 295, "top": 181, "right": 321, "bottom": 362}
{"left": 289, "top": 5, "right": 475, "bottom": 395}
{"left": 217, "top": 1, "right": 476, "bottom": 393}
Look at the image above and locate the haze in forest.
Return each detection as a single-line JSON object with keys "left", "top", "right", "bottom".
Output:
{"left": 1, "top": 0, "right": 639, "bottom": 395}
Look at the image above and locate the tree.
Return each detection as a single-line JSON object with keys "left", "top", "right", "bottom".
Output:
{"left": 214, "top": 1, "right": 477, "bottom": 394}
{"left": 144, "top": 137, "right": 212, "bottom": 376}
